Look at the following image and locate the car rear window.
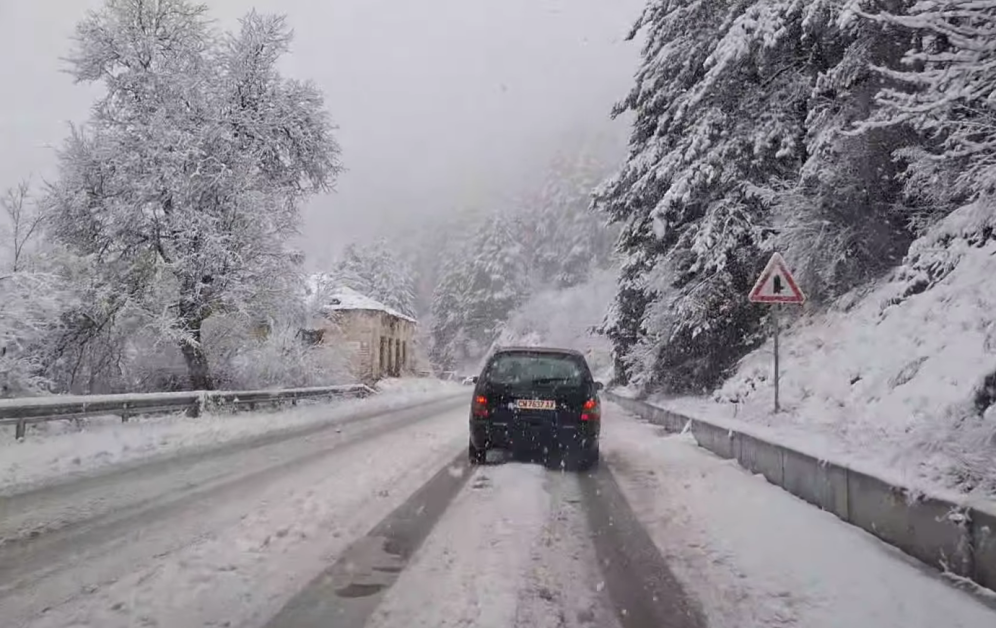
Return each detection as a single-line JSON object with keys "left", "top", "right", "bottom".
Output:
{"left": 483, "top": 353, "right": 588, "bottom": 387}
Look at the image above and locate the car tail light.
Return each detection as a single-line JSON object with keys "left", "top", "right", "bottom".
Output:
{"left": 581, "top": 398, "right": 600, "bottom": 421}
{"left": 472, "top": 395, "right": 489, "bottom": 418}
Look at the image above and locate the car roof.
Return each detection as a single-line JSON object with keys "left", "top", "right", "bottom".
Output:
{"left": 492, "top": 346, "right": 585, "bottom": 357}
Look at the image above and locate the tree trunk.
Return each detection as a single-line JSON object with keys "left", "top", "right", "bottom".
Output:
{"left": 178, "top": 313, "right": 214, "bottom": 391}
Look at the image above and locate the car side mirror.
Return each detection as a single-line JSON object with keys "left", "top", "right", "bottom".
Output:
{"left": 595, "top": 381, "right": 604, "bottom": 391}
{"left": 471, "top": 376, "right": 478, "bottom": 383}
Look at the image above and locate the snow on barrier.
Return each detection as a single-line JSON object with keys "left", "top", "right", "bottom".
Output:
{"left": 0, "top": 384, "right": 376, "bottom": 440}
{"left": 604, "top": 391, "right": 996, "bottom": 593}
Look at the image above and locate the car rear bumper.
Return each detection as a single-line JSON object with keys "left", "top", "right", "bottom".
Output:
{"left": 470, "top": 418, "right": 599, "bottom": 452}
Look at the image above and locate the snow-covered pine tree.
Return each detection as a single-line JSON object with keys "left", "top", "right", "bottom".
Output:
{"left": 859, "top": 0, "right": 996, "bottom": 208}
{"left": 333, "top": 240, "right": 417, "bottom": 317}
{"left": 428, "top": 213, "right": 528, "bottom": 370}
{"left": 461, "top": 213, "right": 528, "bottom": 350}
{"left": 850, "top": 0, "right": 996, "bottom": 308}
{"left": 45, "top": 1, "right": 341, "bottom": 391}
{"left": 428, "top": 253, "right": 470, "bottom": 372}
{"left": 598, "top": 0, "right": 927, "bottom": 393}
{"left": 597, "top": 0, "right": 812, "bottom": 391}
{"left": 527, "top": 149, "right": 618, "bottom": 289}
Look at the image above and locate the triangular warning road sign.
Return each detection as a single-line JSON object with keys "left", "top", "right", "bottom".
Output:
{"left": 749, "top": 252, "right": 805, "bottom": 304}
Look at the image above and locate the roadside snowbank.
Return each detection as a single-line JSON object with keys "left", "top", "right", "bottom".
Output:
{"left": 603, "top": 404, "right": 996, "bottom": 628}
{"left": 375, "top": 377, "right": 465, "bottom": 396}
{"left": 0, "top": 378, "right": 464, "bottom": 495}
{"left": 650, "top": 214, "right": 996, "bottom": 498}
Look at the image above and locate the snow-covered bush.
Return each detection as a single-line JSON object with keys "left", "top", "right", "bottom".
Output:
{"left": 206, "top": 320, "right": 353, "bottom": 390}
{"left": 0, "top": 272, "right": 73, "bottom": 396}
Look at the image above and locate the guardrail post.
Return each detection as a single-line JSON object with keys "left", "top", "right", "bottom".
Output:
{"left": 15, "top": 418, "right": 26, "bottom": 440}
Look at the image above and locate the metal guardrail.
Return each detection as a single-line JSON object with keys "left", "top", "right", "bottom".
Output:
{"left": 0, "top": 384, "right": 375, "bottom": 440}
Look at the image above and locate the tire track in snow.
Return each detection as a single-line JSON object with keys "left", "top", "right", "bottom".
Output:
{"left": 285, "top": 451, "right": 696, "bottom": 628}
{"left": 0, "top": 398, "right": 469, "bottom": 627}
{"left": 263, "top": 451, "right": 474, "bottom": 628}
{"left": 580, "top": 463, "right": 707, "bottom": 628}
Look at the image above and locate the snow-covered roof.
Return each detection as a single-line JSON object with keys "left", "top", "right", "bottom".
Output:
{"left": 316, "top": 283, "right": 416, "bottom": 323}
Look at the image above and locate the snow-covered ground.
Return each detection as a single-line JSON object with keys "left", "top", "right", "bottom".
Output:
{"left": 648, "top": 217, "right": 996, "bottom": 498}
{"left": 601, "top": 403, "right": 996, "bottom": 628}
{"left": 366, "top": 464, "right": 621, "bottom": 628}
{"left": 6, "top": 393, "right": 994, "bottom": 628}
{"left": 5, "top": 403, "right": 470, "bottom": 628}
{"left": 497, "top": 268, "right": 617, "bottom": 381}
{"left": 0, "top": 377, "right": 463, "bottom": 495}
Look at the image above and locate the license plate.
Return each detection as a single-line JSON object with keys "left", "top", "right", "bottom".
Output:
{"left": 516, "top": 399, "right": 556, "bottom": 411}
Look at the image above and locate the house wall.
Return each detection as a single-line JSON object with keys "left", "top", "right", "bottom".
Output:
{"left": 319, "top": 310, "right": 416, "bottom": 382}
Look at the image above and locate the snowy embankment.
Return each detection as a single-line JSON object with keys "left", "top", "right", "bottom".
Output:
{"left": 497, "top": 268, "right": 618, "bottom": 381}
{"left": 650, "top": 204, "right": 996, "bottom": 498}
{"left": 0, "top": 377, "right": 464, "bottom": 495}
{"left": 602, "top": 407, "right": 996, "bottom": 628}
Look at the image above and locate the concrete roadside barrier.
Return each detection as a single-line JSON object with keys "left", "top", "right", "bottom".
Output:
{"left": 605, "top": 391, "right": 994, "bottom": 592}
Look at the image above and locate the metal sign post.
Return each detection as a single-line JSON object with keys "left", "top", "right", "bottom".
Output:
{"left": 772, "top": 304, "right": 780, "bottom": 412}
{"left": 748, "top": 253, "right": 804, "bottom": 413}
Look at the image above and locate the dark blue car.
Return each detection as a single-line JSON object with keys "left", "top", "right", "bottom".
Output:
{"left": 468, "top": 346, "right": 602, "bottom": 470}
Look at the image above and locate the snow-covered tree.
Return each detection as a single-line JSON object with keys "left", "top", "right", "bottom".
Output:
{"left": 428, "top": 252, "right": 471, "bottom": 371}
{"left": 597, "top": 0, "right": 803, "bottom": 390}
{"left": 597, "top": 0, "right": 919, "bottom": 392}
{"left": 461, "top": 214, "right": 528, "bottom": 345}
{"left": 395, "top": 210, "right": 481, "bottom": 316}
{"left": 858, "top": 0, "right": 996, "bottom": 206}
{"left": 332, "top": 239, "right": 417, "bottom": 317}
{"left": 1, "top": 181, "right": 42, "bottom": 273}
{"left": 0, "top": 272, "right": 73, "bottom": 397}
{"left": 522, "top": 147, "right": 618, "bottom": 289}
{"left": 844, "top": 0, "right": 996, "bottom": 318}
{"left": 428, "top": 213, "right": 528, "bottom": 369}
{"left": 45, "top": 0, "right": 341, "bottom": 391}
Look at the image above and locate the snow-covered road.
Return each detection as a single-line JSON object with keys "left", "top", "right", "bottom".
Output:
{"left": 2, "top": 397, "right": 994, "bottom": 628}
{"left": 0, "top": 396, "right": 470, "bottom": 628}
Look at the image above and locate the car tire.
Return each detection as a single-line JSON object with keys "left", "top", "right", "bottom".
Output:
{"left": 469, "top": 440, "right": 487, "bottom": 465}
{"left": 578, "top": 446, "right": 600, "bottom": 471}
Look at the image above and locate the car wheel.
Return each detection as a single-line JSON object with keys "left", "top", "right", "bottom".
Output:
{"left": 578, "top": 446, "right": 600, "bottom": 471}
{"left": 469, "top": 440, "right": 487, "bottom": 465}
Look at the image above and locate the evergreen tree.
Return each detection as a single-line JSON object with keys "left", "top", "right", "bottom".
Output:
{"left": 428, "top": 253, "right": 470, "bottom": 371}
{"left": 597, "top": 0, "right": 917, "bottom": 392}
{"left": 333, "top": 239, "right": 417, "bottom": 317}
{"left": 428, "top": 213, "right": 528, "bottom": 370}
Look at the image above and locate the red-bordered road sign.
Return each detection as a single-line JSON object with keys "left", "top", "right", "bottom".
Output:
{"left": 749, "top": 252, "right": 805, "bottom": 304}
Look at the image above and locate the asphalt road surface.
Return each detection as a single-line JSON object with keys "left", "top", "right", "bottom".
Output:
{"left": 1, "top": 394, "right": 992, "bottom": 628}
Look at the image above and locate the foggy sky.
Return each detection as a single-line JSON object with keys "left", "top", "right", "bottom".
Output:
{"left": 0, "top": 0, "right": 643, "bottom": 268}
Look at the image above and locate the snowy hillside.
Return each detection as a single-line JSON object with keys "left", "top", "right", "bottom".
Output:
{"left": 495, "top": 268, "right": 617, "bottom": 381}
{"left": 659, "top": 203, "right": 996, "bottom": 498}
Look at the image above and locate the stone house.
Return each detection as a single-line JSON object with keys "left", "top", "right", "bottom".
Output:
{"left": 307, "top": 285, "right": 417, "bottom": 382}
